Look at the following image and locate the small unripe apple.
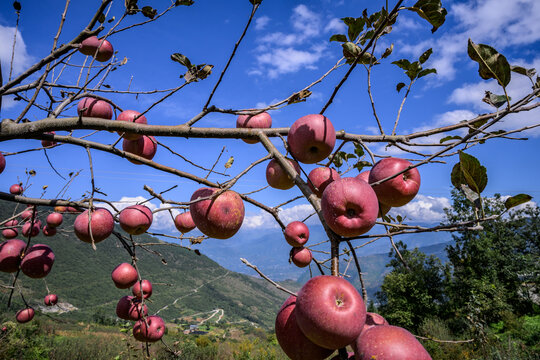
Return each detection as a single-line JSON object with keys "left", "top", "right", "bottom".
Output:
{"left": 79, "top": 36, "right": 114, "bottom": 62}
{"left": 77, "top": 97, "right": 113, "bottom": 119}
{"left": 122, "top": 135, "right": 157, "bottom": 165}
{"left": 236, "top": 112, "right": 272, "bottom": 144}
{"left": 0, "top": 239, "right": 26, "bottom": 273}
{"left": 73, "top": 208, "right": 114, "bottom": 244}
{"left": 15, "top": 308, "right": 35, "bottom": 323}
{"left": 308, "top": 167, "right": 341, "bottom": 197}
{"left": 132, "top": 279, "right": 152, "bottom": 299}
{"left": 266, "top": 158, "right": 301, "bottom": 190}
{"left": 174, "top": 212, "right": 196, "bottom": 234}
{"left": 368, "top": 158, "right": 421, "bottom": 207}
{"left": 133, "top": 315, "right": 165, "bottom": 342}
{"left": 291, "top": 247, "right": 312, "bottom": 268}
{"left": 20, "top": 244, "right": 55, "bottom": 278}
{"left": 287, "top": 114, "right": 336, "bottom": 164}
{"left": 9, "top": 184, "right": 23, "bottom": 195}
{"left": 111, "top": 262, "right": 138, "bottom": 289}
{"left": 46, "top": 212, "right": 63, "bottom": 228}
{"left": 42, "top": 225, "right": 56, "bottom": 237}
{"left": 284, "top": 221, "right": 309, "bottom": 247}
{"left": 44, "top": 294, "right": 58, "bottom": 306}
{"left": 119, "top": 205, "right": 153, "bottom": 235}
{"left": 116, "top": 110, "right": 148, "bottom": 140}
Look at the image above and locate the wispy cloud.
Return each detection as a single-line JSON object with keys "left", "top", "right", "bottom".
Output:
{"left": 243, "top": 203, "right": 318, "bottom": 229}
{"left": 0, "top": 24, "right": 33, "bottom": 79}
{"left": 389, "top": 194, "right": 451, "bottom": 223}
{"left": 255, "top": 15, "right": 270, "bottom": 31}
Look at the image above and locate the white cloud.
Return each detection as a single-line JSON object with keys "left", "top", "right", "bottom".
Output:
{"left": 242, "top": 204, "right": 317, "bottom": 229}
{"left": 255, "top": 15, "right": 270, "bottom": 31}
{"left": 255, "top": 46, "right": 325, "bottom": 79}
{"left": 291, "top": 5, "right": 321, "bottom": 38}
{"left": 324, "top": 18, "right": 346, "bottom": 34}
{"left": 0, "top": 25, "right": 33, "bottom": 78}
{"left": 389, "top": 195, "right": 451, "bottom": 223}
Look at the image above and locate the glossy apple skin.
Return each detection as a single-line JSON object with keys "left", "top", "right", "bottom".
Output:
{"left": 284, "top": 221, "right": 309, "bottom": 247}
{"left": 291, "top": 247, "right": 313, "bottom": 268}
{"left": 351, "top": 312, "right": 389, "bottom": 354}
{"left": 44, "top": 294, "right": 58, "bottom": 306}
{"left": 41, "top": 131, "right": 57, "bottom": 148}
{"left": 20, "top": 244, "right": 55, "bottom": 278}
{"left": 236, "top": 112, "right": 272, "bottom": 144}
{"left": 42, "top": 225, "right": 56, "bottom": 237}
{"left": 356, "top": 171, "right": 392, "bottom": 217}
{"left": 116, "top": 295, "right": 148, "bottom": 321}
{"left": 174, "top": 212, "right": 196, "bottom": 234}
{"left": 296, "top": 275, "right": 366, "bottom": 350}
{"left": 122, "top": 135, "right": 157, "bottom": 165}
{"left": 46, "top": 212, "right": 63, "bottom": 228}
{"left": 77, "top": 97, "right": 113, "bottom": 119}
{"left": 266, "top": 158, "right": 301, "bottom": 190}
{"left": 22, "top": 222, "right": 40, "bottom": 237}
{"left": 368, "top": 158, "right": 421, "bottom": 207}
{"left": 308, "top": 167, "right": 341, "bottom": 197}
{"left": 133, "top": 315, "right": 166, "bottom": 342}
{"left": 190, "top": 188, "right": 245, "bottom": 239}
{"left": 73, "top": 208, "right": 114, "bottom": 243}
{"left": 111, "top": 262, "right": 138, "bottom": 289}
{"left": 275, "top": 296, "right": 334, "bottom": 360}
{"left": 16, "top": 308, "right": 35, "bottom": 323}
{"left": 9, "top": 184, "right": 23, "bottom": 195}
{"left": 132, "top": 279, "right": 152, "bottom": 299}
{"left": 79, "top": 36, "right": 114, "bottom": 62}
{"left": 0, "top": 152, "right": 5, "bottom": 174}
{"left": 354, "top": 325, "right": 432, "bottom": 360}
{"left": 0, "top": 239, "right": 26, "bottom": 272}
{"left": 119, "top": 205, "right": 153, "bottom": 235}
{"left": 20, "top": 210, "right": 33, "bottom": 221}
{"left": 321, "top": 177, "right": 379, "bottom": 237}
{"left": 287, "top": 114, "right": 336, "bottom": 164}
{"left": 2, "top": 220, "right": 19, "bottom": 239}
{"left": 116, "top": 110, "right": 148, "bottom": 140}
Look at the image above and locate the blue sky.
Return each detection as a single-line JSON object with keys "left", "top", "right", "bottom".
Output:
{"left": 0, "top": 0, "right": 539, "bottom": 237}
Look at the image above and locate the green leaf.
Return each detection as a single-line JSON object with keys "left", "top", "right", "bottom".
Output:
{"left": 141, "top": 6, "right": 157, "bottom": 19}
{"left": 392, "top": 59, "right": 411, "bottom": 71}
{"left": 353, "top": 160, "right": 372, "bottom": 172}
{"left": 170, "top": 53, "right": 192, "bottom": 69}
{"left": 98, "top": 13, "right": 106, "bottom": 23}
{"left": 510, "top": 65, "right": 536, "bottom": 79}
{"left": 176, "top": 0, "right": 194, "bottom": 5}
{"left": 468, "top": 118, "right": 488, "bottom": 134}
{"left": 13, "top": 1, "right": 21, "bottom": 11}
{"left": 419, "top": 48, "right": 433, "bottom": 64}
{"left": 381, "top": 44, "right": 393, "bottom": 59}
{"left": 407, "top": 0, "right": 447, "bottom": 33}
{"left": 287, "top": 89, "right": 312, "bottom": 104}
{"left": 482, "top": 91, "right": 510, "bottom": 108}
{"left": 330, "top": 34, "right": 347, "bottom": 43}
{"left": 467, "top": 39, "right": 511, "bottom": 87}
{"left": 345, "top": 153, "right": 357, "bottom": 161}
{"left": 353, "top": 143, "right": 364, "bottom": 157}
{"left": 405, "top": 61, "right": 422, "bottom": 80}
{"left": 342, "top": 42, "right": 361, "bottom": 60}
{"left": 341, "top": 17, "right": 365, "bottom": 42}
{"left": 332, "top": 152, "right": 344, "bottom": 168}
{"left": 504, "top": 194, "right": 533, "bottom": 210}
{"left": 396, "top": 82, "right": 406, "bottom": 92}
{"left": 439, "top": 135, "right": 462, "bottom": 143}
{"left": 458, "top": 151, "right": 488, "bottom": 194}
{"left": 417, "top": 68, "right": 437, "bottom": 79}
{"left": 125, "top": 0, "right": 138, "bottom": 14}
{"left": 224, "top": 156, "right": 234, "bottom": 169}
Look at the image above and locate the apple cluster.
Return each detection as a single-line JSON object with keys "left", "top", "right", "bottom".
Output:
{"left": 285, "top": 221, "right": 313, "bottom": 268}
{"left": 275, "top": 275, "right": 432, "bottom": 359}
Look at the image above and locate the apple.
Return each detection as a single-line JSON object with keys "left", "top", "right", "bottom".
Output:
{"left": 275, "top": 295, "right": 334, "bottom": 360}
{"left": 189, "top": 187, "right": 245, "bottom": 239}
{"left": 22, "top": 222, "right": 40, "bottom": 237}
{"left": 9, "top": 184, "right": 23, "bottom": 195}
{"left": 321, "top": 177, "right": 379, "bottom": 237}
{"left": 363, "top": 312, "right": 389, "bottom": 332}
{"left": 44, "top": 294, "right": 58, "bottom": 306}
{"left": 77, "top": 97, "right": 113, "bottom": 119}
{"left": 291, "top": 247, "right": 313, "bottom": 268}
{"left": 266, "top": 158, "right": 301, "bottom": 190}
{"left": 308, "top": 167, "right": 341, "bottom": 197}
{"left": 46, "top": 212, "right": 63, "bottom": 228}
{"left": 0, "top": 152, "right": 5, "bottom": 174}
{"left": 133, "top": 315, "right": 165, "bottom": 342}
{"left": 354, "top": 325, "right": 432, "bottom": 360}
{"left": 284, "top": 221, "right": 309, "bottom": 247}
{"left": 2, "top": 219, "right": 19, "bottom": 239}
{"left": 119, "top": 205, "right": 153, "bottom": 235}
{"left": 73, "top": 208, "right": 114, "bottom": 243}
{"left": 132, "top": 279, "right": 152, "bottom": 299}
{"left": 66, "top": 206, "right": 83, "bottom": 213}
{"left": 174, "top": 211, "right": 196, "bottom": 234}
{"left": 368, "top": 158, "right": 420, "bottom": 207}
{"left": 122, "top": 135, "right": 157, "bottom": 165}
{"left": 79, "top": 36, "right": 114, "bottom": 62}
{"left": 20, "top": 244, "right": 55, "bottom": 278}
{"left": 42, "top": 225, "right": 56, "bottom": 237}
{"left": 236, "top": 112, "right": 272, "bottom": 144}
{"left": 116, "top": 110, "right": 148, "bottom": 140}
{"left": 287, "top": 114, "right": 336, "bottom": 164}
{"left": 356, "top": 171, "right": 391, "bottom": 217}
{"left": 20, "top": 209, "right": 33, "bottom": 221}
{"left": 0, "top": 239, "right": 26, "bottom": 272}
{"left": 116, "top": 295, "right": 148, "bottom": 321}
{"left": 111, "top": 262, "right": 138, "bottom": 289}
{"left": 295, "top": 275, "right": 366, "bottom": 350}
{"left": 54, "top": 206, "right": 67, "bottom": 213}
{"left": 15, "top": 308, "right": 35, "bottom": 323}
{"left": 41, "top": 131, "right": 57, "bottom": 148}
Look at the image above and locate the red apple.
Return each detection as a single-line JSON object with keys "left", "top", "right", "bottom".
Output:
{"left": 132, "top": 279, "right": 152, "bottom": 299}
{"left": 116, "top": 295, "right": 148, "bottom": 321}
{"left": 287, "top": 114, "right": 336, "bottom": 164}
{"left": 0, "top": 239, "right": 26, "bottom": 272}
{"left": 356, "top": 171, "right": 392, "bottom": 217}
{"left": 116, "top": 110, "right": 148, "bottom": 140}
{"left": 368, "top": 158, "right": 421, "bottom": 207}
{"left": 2, "top": 228, "right": 18, "bottom": 239}
{"left": 308, "top": 167, "right": 341, "bottom": 197}
{"left": 111, "top": 262, "right": 138, "bottom": 289}
{"left": 236, "top": 112, "right": 272, "bottom": 144}
{"left": 79, "top": 36, "right": 114, "bottom": 62}
{"left": 46, "top": 212, "right": 63, "bottom": 228}
{"left": 321, "top": 177, "right": 379, "bottom": 237}
{"left": 73, "top": 208, "right": 114, "bottom": 244}
{"left": 22, "top": 222, "right": 40, "bottom": 237}
{"left": 354, "top": 325, "right": 432, "bottom": 360}
{"left": 266, "top": 158, "right": 301, "bottom": 190}
{"left": 20, "top": 244, "right": 55, "bottom": 278}
{"left": 351, "top": 312, "right": 390, "bottom": 354}
{"left": 77, "top": 97, "right": 113, "bottom": 119}
{"left": 119, "top": 205, "right": 153, "bottom": 235}
{"left": 275, "top": 295, "right": 334, "bottom": 360}
{"left": 9, "top": 184, "right": 23, "bottom": 195}
{"left": 122, "top": 135, "right": 157, "bottom": 165}
{"left": 291, "top": 247, "right": 313, "bottom": 268}
{"left": 20, "top": 210, "right": 33, "bottom": 221}
{"left": 41, "top": 131, "right": 57, "bottom": 148}
{"left": 189, "top": 187, "right": 245, "bottom": 239}
{"left": 284, "top": 221, "right": 309, "bottom": 247}
{"left": 295, "top": 275, "right": 366, "bottom": 350}
{"left": 174, "top": 211, "right": 196, "bottom": 234}
{"left": 15, "top": 308, "right": 34, "bottom": 323}
{"left": 44, "top": 294, "right": 58, "bottom": 306}
{"left": 133, "top": 315, "right": 165, "bottom": 342}
{"left": 66, "top": 206, "right": 83, "bottom": 213}
{"left": 42, "top": 225, "right": 56, "bottom": 237}
{"left": 0, "top": 152, "right": 5, "bottom": 174}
